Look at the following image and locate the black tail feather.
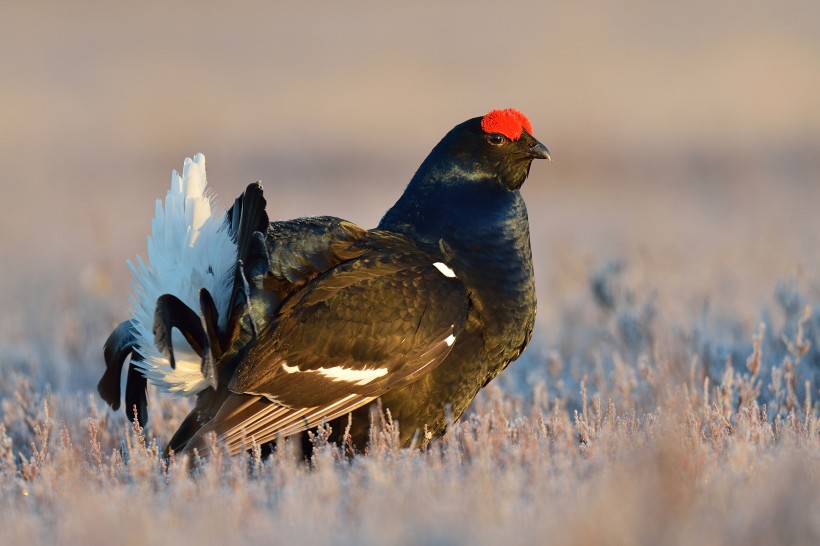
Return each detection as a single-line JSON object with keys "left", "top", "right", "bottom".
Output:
{"left": 226, "top": 182, "right": 269, "bottom": 265}
{"left": 163, "top": 407, "right": 202, "bottom": 457}
{"left": 222, "top": 183, "right": 269, "bottom": 353}
{"left": 199, "top": 288, "right": 222, "bottom": 356}
{"left": 199, "top": 288, "right": 221, "bottom": 388}
{"left": 153, "top": 294, "right": 208, "bottom": 368}
{"left": 125, "top": 356, "right": 149, "bottom": 426}
{"left": 162, "top": 388, "right": 231, "bottom": 458}
{"left": 245, "top": 231, "right": 270, "bottom": 279}
{"left": 99, "top": 320, "right": 149, "bottom": 425}
{"left": 99, "top": 320, "right": 137, "bottom": 410}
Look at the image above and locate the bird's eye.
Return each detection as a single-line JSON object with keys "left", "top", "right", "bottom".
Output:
{"left": 486, "top": 133, "right": 506, "bottom": 146}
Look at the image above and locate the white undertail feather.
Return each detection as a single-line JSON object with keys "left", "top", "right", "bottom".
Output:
{"left": 127, "top": 154, "right": 237, "bottom": 396}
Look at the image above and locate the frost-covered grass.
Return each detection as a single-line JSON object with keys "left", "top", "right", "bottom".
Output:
{"left": 3, "top": 264, "right": 820, "bottom": 545}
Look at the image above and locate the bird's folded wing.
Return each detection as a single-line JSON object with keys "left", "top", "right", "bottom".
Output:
{"left": 187, "top": 245, "right": 468, "bottom": 454}
{"left": 224, "top": 217, "right": 371, "bottom": 357}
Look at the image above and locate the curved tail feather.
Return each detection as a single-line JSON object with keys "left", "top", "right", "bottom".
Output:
{"left": 99, "top": 320, "right": 148, "bottom": 425}
{"left": 124, "top": 357, "right": 148, "bottom": 426}
{"left": 99, "top": 320, "right": 138, "bottom": 410}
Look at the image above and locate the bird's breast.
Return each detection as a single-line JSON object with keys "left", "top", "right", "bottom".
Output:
{"left": 445, "top": 212, "right": 536, "bottom": 355}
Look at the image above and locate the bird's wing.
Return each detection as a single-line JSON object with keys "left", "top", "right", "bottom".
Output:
{"left": 186, "top": 242, "right": 468, "bottom": 454}
{"left": 158, "top": 218, "right": 380, "bottom": 455}
{"left": 221, "top": 216, "right": 371, "bottom": 360}
{"left": 184, "top": 392, "right": 380, "bottom": 455}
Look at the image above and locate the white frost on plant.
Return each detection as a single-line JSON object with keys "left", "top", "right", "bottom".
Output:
{"left": 127, "top": 153, "right": 236, "bottom": 396}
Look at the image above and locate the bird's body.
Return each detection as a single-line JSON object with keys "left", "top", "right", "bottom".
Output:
{"left": 371, "top": 178, "right": 536, "bottom": 445}
{"left": 99, "top": 109, "right": 549, "bottom": 455}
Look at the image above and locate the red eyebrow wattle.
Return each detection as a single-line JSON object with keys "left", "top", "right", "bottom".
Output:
{"left": 480, "top": 109, "right": 533, "bottom": 141}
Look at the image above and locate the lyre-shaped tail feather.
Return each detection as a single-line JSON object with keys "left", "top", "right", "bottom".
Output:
{"left": 99, "top": 319, "right": 148, "bottom": 425}
{"left": 99, "top": 320, "right": 138, "bottom": 410}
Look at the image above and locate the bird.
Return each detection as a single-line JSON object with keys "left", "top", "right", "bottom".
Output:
{"left": 98, "top": 108, "right": 551, "bottom": 456}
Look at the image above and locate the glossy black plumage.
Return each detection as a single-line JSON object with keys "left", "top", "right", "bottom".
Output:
{"left": 99, "top": 319, "right": 148, "bottom": 425}
{"left": 101, "top": 111, "right": 548, "bottom": 455}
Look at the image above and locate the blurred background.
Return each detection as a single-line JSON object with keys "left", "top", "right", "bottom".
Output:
{"left": 1, "top": 0, "right": 819, "bottom": 383}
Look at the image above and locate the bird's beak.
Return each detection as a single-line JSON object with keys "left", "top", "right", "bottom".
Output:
{"left": 528, "top": 140, "right": 552, "bottom": 162}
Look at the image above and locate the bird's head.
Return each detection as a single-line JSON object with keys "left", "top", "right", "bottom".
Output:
{"left": 379, "top": 108, "right": 551, "bottom": 238}
{"left": 431, "top": 108, "right": 551, "bottom": 191}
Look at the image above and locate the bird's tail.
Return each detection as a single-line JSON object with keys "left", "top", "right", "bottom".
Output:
{"left": 126, "top": 154, "right": 237, "bottom": 397}
{"left": 99, "top": 155, "right": 273, "bottom": 427}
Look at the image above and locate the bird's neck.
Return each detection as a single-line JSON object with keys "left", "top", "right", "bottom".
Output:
{"left": 378, "top": 164, "right": 532, "bottom": 268}
{"left": 380, "top": 159, "right": 537, "bottom": 349}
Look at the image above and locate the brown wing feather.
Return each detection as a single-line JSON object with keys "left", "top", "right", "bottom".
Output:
{"left": 229, "top": 249, "right": 468, "bottom": 408}
{"left": 175, "top": 229, "right": 468, "bottom": 456}
{"left": 185, "top": 392, "right": 378, "bottom": 455}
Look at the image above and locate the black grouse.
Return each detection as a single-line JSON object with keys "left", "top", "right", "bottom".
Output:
{"left": 99, "top": 108, "right": 550, "bottom": 455}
